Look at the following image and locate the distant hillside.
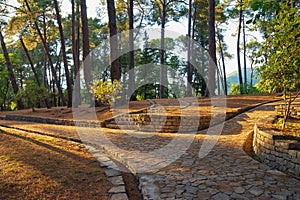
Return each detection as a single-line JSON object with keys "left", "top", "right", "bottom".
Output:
{"left": 226, "top": 68, "right": 259, "bottom": 92}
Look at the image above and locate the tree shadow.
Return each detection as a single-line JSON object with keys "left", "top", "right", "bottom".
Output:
{"left": 0, "top": 129, "right": 110, "bottom": 199}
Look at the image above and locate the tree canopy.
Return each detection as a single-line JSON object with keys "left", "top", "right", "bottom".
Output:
{"left": 0, "top": 0, "right": 298, "bottom": 110}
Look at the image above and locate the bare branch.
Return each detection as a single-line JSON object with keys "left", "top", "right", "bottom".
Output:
{"left": 0, "top": 1, "right": 19, "bottom": 10}
{"left": 166, "top": 0, "right": 188, "bottom": 6}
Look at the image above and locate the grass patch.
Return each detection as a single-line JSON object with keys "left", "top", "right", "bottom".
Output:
{"left": 60, "top": 179, "right": 69, "bottom": 186}
{"left": 35, "top": 135, "right": 61, "bottom": 143}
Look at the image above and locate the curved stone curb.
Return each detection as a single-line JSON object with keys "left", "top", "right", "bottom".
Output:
{"left": 85, "top": 145, "right": 129, "bottom": 200}
{"left": 0, "top": 122, "right": 82, "bottom": 143}
{"left": 253, "top": 116, "right": 300, "bottom": 179}
{"left": 0, "top": 115, "right": 103, "bottom": 127}
{"left": 93, "top": 141, "right": 158, "bottom": 200}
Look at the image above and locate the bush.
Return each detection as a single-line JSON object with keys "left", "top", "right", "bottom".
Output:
{"left": 90, "top": 80, "right": 122, "bottom": 105}
{"left": 229, "top": 83, "right": 241, "bottom": 95}
{"left": 16, "top": 80, "right": 49, "bottom": 111}
{"left": 229, "top": 83, "right": 261, "bottom": 95}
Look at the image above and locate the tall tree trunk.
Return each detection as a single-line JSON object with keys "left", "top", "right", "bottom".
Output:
{"left": 220, "top": 44, "right": 227, "bottom": 96}
{"left": 54, "top": 0, "right": 72, "bottom": 107}
{"left": 20, "top": 37, "right": 50, "bottom": 108}
{"left": 57, "top": 61, "right": 62, "bottom": 106}
{"left": 0, "top": 30, "right": 23, "bottom": 109}
{"left": 237, "top": 0, "right": 243, "bottom": 94}
{"left": 54, "top": 50, "right": 62, "bottom": 105}
{"left": 250, "top": 60, "right": 253, "bottom": 88}
{"left": 24, "top": 0, "right": 65, "bottom": 106}
{"left": 107, "top": 0, "right": 121, "bottom": 81}
{"left": 80, "top": 0, "right": 93, "bottom": 105}
{"left": 20, "top": 37, "right": 40, "bottom": 86}
{"left": 216, "top": 66, "right": 221, "bottom": 95}
{"left": 206, "top": 0, "right": 216, "bottom": 97}
{"left": 160, "top": 2, "right": 166, "bottom": 99}
{"left": 43, "top": 58, "right": 48, "bottom": 88}
{"left": 72, "top": 0, "right": 81, "bottom": 107}
{"left": 186, "top": 0, "right": 193, "bottom": 97}
{"left": 216, "top": 29, "right": 228, "bottom": 95}
{"left": 52, "top": 80, "right": 56, "bottom": 107}
{"left": 42, "top": 11, "right": 48, "bottom": 90}
{"left": 243, "top": 13, "right": 247, "bottom": 88}
{"left": 191, "top": 7, "right": 197, "bottom": 94}
{"left": 128, "top": 0, "right": 135, "bottom": 100}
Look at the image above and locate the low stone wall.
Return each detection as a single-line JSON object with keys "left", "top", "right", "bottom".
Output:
{"left": 105, "top": 112, "right": 221, "bottom": 133}
{"left": 253, "top": 124, "right": 300, "bottom": 178}
{"left": 1, "top": 115, "right": 102, "bottom": 128}
{"left": 104, "top": 104, "right": 231, "bottom": 133}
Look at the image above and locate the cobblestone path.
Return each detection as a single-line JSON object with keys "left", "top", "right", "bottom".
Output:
{"left": 1, "top": 103, "right": 300, "bottom": 199}
{"left": 94, "top": 103, "right": 300, "bottom": 199}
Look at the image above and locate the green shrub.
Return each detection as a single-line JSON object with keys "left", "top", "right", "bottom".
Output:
{"left": 10, "top": 101, "right": 17, "bottom": 111}
{"left": 229, "top": 83, "right": 241, "bottom": 95}
{"left": 229, "top": 83, "right": 262, "bottom": 95}
{"left": 16, "top": 80, "right": 49, "bottom": 111}
{"left": 90, "top": 80, "right": 122, "bottom": 105}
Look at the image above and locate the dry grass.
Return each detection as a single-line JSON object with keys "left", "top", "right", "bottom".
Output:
{"left": 0, "top": 129, "right": 111, "bottom": 200}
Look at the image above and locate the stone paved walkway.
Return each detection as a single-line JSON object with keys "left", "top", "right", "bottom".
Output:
{"left": 96, "top": 103, "right": 300, "bottom": 199}
{"left": 1, "top": 102, "right": 300, "bottom": 199}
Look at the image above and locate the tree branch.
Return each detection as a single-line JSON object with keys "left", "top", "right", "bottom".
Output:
{"left": 166, "top": 0, "right": 188, "bottom": 6}
{"left": 0, "top": 1, "right": 19, "bottom": 10}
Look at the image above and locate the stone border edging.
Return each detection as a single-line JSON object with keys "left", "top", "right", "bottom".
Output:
{"left": 0, "top": 123, "right": 82, "bottom": 143}
{"left": 0, "top": 115, "right": 103, "bottom": 127}
{"left": 94, "top": 140, "right": 159, "bottom": 200}
{"left": 86, "top": 145, "right": 129, "bottom": 200}
{"left": 253, "top": 119, "right": 300, "bottom": 179}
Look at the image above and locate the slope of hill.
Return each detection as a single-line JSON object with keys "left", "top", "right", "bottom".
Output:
{"left": 226, "top": 68, "right": 259, "bottom": 92}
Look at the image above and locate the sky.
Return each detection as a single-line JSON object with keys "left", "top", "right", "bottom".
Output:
{"left": 6, "top": 0, "right": 256, "bottom": 75}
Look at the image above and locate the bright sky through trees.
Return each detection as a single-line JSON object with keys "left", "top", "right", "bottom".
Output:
{"left": 6, "top": 0, "right": 256, "bottom": 75}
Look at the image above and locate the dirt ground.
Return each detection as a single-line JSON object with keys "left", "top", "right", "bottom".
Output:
{"left": 263, "top": 116, "right": 300, "bottom": 138}
{"left": 0, "top": 94, "right": 280, "bottom": 122}
{"left": 0, "top": 128, "right": 111, "bottom": 200}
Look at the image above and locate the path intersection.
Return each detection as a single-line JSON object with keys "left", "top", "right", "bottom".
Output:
{"left": 0, "top": 102, "right": 300, "bottom": 199}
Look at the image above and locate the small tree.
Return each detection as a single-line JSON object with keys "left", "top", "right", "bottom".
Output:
{"left": 16, "top": 80, "right": 50, "bottom": 111}
{"left": 90, "top": 80, "right": 122, "bottom": 106}
{"left": 229, "top": 83, "right": 261, "bottom": 95}
{"left": 257, "top": 3, "right": 300, "bottom": 128}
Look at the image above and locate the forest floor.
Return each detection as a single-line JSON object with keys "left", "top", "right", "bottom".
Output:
{"left": 1, "top": 94, "right": 299, "bottom": 199}
{"left": 0, "top": 128, "right": 111, "bottom": 200}
{"left": 0, "top": 94, "right": 281, "bottom": 121}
